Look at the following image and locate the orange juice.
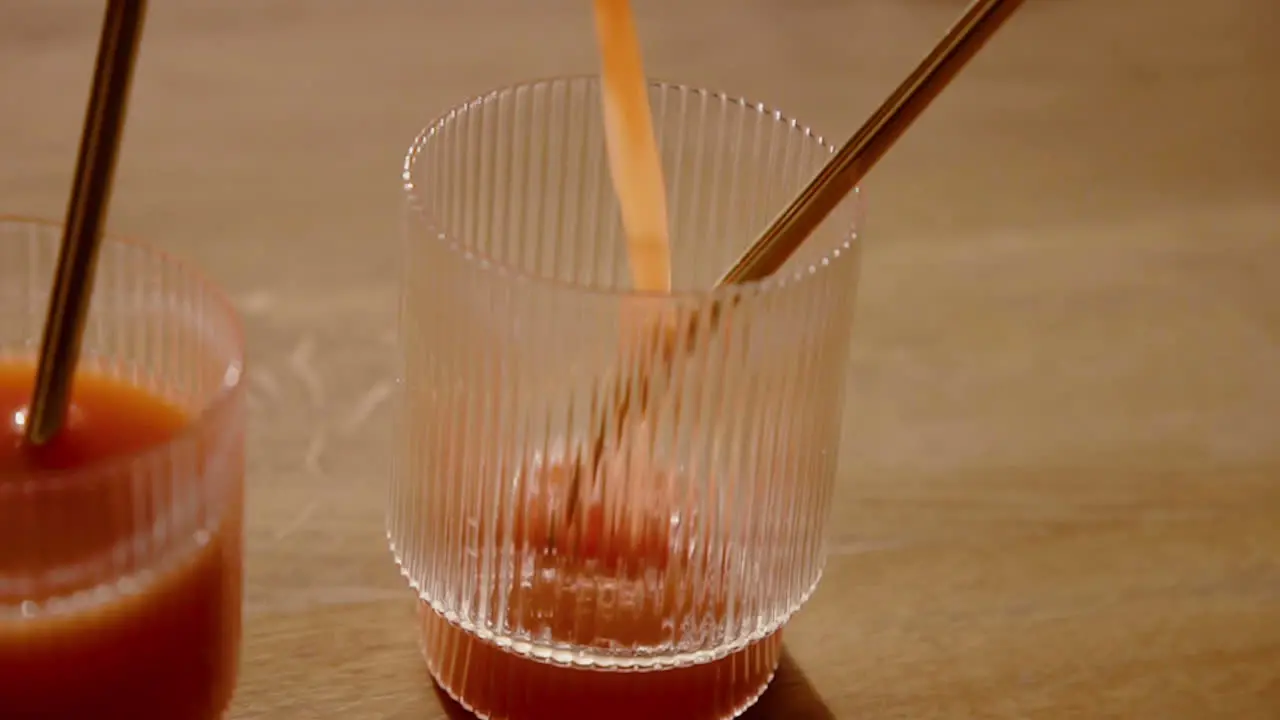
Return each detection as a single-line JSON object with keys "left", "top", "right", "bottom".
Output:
{"left": 419, "top": 461, "right": 782, "bottom": 720}
{"left": 0, "top": 363, "right": 241, "bottom": 719}
{"left": 421, "top": 605, "right": 781, "bottom": 720}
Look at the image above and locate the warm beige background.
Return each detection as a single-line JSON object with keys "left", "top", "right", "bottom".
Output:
{"left": 3, "top": 0, "right": 1279, "bottom": 717}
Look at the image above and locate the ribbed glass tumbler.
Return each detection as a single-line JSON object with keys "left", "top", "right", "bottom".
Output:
{"left": 0, "top": 218, "right": 245, "bottom": 719}
{"left": 391, "top": 78, "right": 862, "bottom": 720}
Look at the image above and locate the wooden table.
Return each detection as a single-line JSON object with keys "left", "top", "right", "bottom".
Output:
{"left": 3, "top": 1, "right": 1277, "bottom": 717}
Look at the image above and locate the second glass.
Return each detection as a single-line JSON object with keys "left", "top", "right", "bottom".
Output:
{"left": 392, "top": 78, "right": 862, "bottom": 720}
{"left": 0, "top": 218, "right": 246, "bottom": 719}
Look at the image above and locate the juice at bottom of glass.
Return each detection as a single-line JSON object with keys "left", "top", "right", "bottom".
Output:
{"left": 0, "top": 363, "right": 243, "bottom": 720}
{"left": 421, "top": 602, "right": 782, "bottom": 720}
{"left": 417, "top": 460, "right": 783, "bottom": 720}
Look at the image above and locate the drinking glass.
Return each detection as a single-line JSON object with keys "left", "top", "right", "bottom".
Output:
{"left": 0, "top": 218, "right": 246, "bottom": 719}
{"left": 392, "top": 78, "right": 861, "bottom": 720}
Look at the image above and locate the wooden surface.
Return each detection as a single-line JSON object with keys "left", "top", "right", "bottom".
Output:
{"left": 3, "top": 0, "right": 1279, "bottom": 717}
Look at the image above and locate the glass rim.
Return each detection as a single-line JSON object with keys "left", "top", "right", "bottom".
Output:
{"left": 0, "top": 215, "right": 246, "bottom": 497}
{"left": 401, "top": 75, "right": 862, "bottom": 302}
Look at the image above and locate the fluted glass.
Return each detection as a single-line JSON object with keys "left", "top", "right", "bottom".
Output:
{"left": 0, "top": 218, "right": 245, "bottom": 719}
{"left": 392, "top": 78, "right": 861, "bottom": 719}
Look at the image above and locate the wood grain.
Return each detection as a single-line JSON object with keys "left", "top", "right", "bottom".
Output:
{"left": 2, "top": 0, "right": 1277, "bottom": 717}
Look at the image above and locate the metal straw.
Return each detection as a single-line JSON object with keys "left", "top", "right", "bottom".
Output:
{"left": 563, "top": 0, "right": 1027, "bottom": 530}
{"left": 26, "top": 0, "right": 148, "bottom": 446}
{"left": 718, "top": 0, "right": 1027, "bottom": 285}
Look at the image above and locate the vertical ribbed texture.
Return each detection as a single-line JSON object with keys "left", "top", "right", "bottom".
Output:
{"left": 392, "top": 79, "right": 860, "bottom": 717}
{"left": 420, "top": 599, "right": 782, "bottom": 720}
{"left": 0, "top": 219, "right": 244, "bottom": 612}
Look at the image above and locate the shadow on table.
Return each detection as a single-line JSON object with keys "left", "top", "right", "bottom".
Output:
{"left": 431, "top": 646, "right": 832, "bottom": 719}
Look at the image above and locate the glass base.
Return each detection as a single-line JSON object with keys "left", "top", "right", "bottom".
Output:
{"left": 418, "top": 601, "right": 782, "bottom": 720}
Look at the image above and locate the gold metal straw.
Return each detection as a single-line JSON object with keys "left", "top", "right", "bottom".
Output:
{"left": 26, "top": 0, "right": 148, "bottom": 446}
{"left": 563, "top": 0, "right": 1027, "bottom": 531}
{"left": 719, "top": 0, "right": 1027, "bottom": 284}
